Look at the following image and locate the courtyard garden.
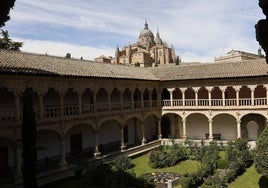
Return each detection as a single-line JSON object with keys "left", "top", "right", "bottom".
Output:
{"left": 44, "top": 127, "right": 268, "bottom": 188}
{"left": 42, "top": 131, "right": 268, "bottom": 188}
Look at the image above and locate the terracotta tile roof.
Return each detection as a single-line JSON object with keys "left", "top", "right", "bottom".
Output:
{"left": 147, "top": 60, "right": 268, "bottom": 80}
{"left": 0, "top": 50, "right": 267, "bottom": 81}
{"left": 0, "top": 50, "right": 159, "bottom": 80}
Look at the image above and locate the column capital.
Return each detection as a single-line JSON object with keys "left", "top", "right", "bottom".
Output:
{"left": 248, "top": 85, "right": 257, "bottom": 91}
{"left": 219, "top": 86, "right": 227, "bottom": 91}
{"left": 180, "top": 87, "right": 188, "bottom": 92}
{"left": 206, "top": 86, "right": 214, "bottom": 92}
{"left": 192, "top": 87, "right": 200, "bottom": 92}
{"left": 233, "top": 86, "right": 242, "bottom": 92}
{"left": 208, "top": 119, "right": 213, "bottom": 123}
{"left": 167, "top": 88, "right": 175, "bottom": 93}
{"left": 10, "top": 88, "right": 23, "bottom": 96}
{"left": 263, "top": 84, "right": 268, "bottom": 90}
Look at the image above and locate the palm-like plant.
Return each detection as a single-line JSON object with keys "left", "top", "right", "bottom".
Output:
{"left": 0, "top": 29, "right": 23, "bottom": 51}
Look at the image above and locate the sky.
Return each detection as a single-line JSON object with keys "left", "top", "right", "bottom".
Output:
{"left": 3, "top": 0, "right": 265, "bottom": 62}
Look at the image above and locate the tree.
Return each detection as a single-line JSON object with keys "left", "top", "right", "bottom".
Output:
{"left": 0, "top": 0, "right": 16, "bottom": 27}
{"left": 255, "top": 126, "right": 268, "bottom": 177}
{"left": 0, "top": 29, "right": 23, "bottom": 50}
{"left": 22, "top": 89, "right": 37, "bottom": 188}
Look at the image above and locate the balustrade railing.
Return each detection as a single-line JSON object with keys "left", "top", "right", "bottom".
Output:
{"left": 64, "top": 105, "right": 79, "bottom": 115}
{"left": 162, "top": 97, "right": 268, "bottom": 108}
{"left": 225, "top": 99, "right": 236, "bottom": 106}
{"left": 44, "top": 106, "right": 61, "bottom": 118}
{"left": 0, "top": 111, "right": 15, "bottom": 121}
{"left": 254, "top": 98, "right": 266, "bottom": 105}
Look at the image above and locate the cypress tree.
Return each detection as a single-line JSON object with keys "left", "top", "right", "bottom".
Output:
{"left": 255, "top": 126, "right": 268, "bottom": 177}
{"left": 22, "top": 89, "right": 37, "bottom": 187}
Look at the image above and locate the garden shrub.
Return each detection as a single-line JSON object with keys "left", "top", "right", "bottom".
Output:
{"left": 113, "top": 154, "right": 133, "bottom": 170}
{"left": 216, "top": 158, "right": 228, "bottom": 169}
{"left": 149, "top": 144, "right": 188, "bottom": 168}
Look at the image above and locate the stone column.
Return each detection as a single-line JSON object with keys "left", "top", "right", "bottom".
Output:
{"left": 182, "top": 117, "right": 187, "bottom": 139}
{"left": 249, "top": 85, "right": 256, "bottom": 106}
{"left": 158, "top": 118, "right": 162, "bottom": 139}
{"left": 219, "top": 86, "right": 227, "bottom": 106}
{"left": 58, "top": 133, "right": 67, "bottom": 166}
{"left": 141, "top": 90, "right": 144, "bottom": 109}
{"left": 234, "top": 86, "right": 241, "bottom": 106}
{"left": 78, "top": 93, "right": 82, "bottom": 114}
{"left": 157, "top": 89, "right": 162, "bottom": 107}
{"left": 120, "top": 90, "right": 123, "bottom": 110}
{"left": 181, "top": 88, "right": 187, "bottom": 106}
{"left": 93, "top": 130, "right": 101, "bottom": 158}
{"left": 148, "top": 90, "right": 152, "bottom": 107}
{"left": 236, "top": 120, "right": 241, "bottom": 139}
{"left": 93, "top": 89, "right": 97, "bottom": 113}
{"left": 208, "top": 119, "right": 213, "bottom": 140}
{"left": 264, "top": 84, "right": 268, "bottom": 105}
{"left": 168, "top": 88, "right": 175, "bottom": 106}
{"left": 120, "top": 126, "right": 126, "bottom": 151}
{"left": 107, "top": 89, "right": 112, "bottom": 111}
{"left": 60, "top": 92, "right": 64, "bottom": 116}
{"left": 206, "top": 87, "right": 213, "bottom": 106}
{"left": 13, "top": 141, "right": 22, "bottom": 178}
{"left": 14, "top": 93, "right": 21, "bottom": 121}
{"left": 131, "top": 90, "right": 134, "bottom": 109}
{"left": 141, "top": 120, "right": 146, "bottom": 145}
{"left": 38, "top": 92, "right": 44, "bottom": 118}
{"left": 192, "top": 87, "right": 199, "bottom": 106}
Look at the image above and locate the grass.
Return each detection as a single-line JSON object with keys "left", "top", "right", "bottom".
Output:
{"left": 229, "top": 164, "right": 262, "bottom": 188}
{"left": 131, "top": 153, "right": 200, "bottom": 177}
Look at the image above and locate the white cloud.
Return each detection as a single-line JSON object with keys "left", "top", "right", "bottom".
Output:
{"left": 15, "top": 38, "right": 115, "bottom": 60}
{"left": 6, "top": 0, "right": 265, "bottom": 63}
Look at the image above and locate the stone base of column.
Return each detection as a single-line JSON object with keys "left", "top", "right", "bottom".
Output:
{"left": 59, "top": 160, "right": 68, "bottom": 168}
{"left": 121, "top": 145, "right": 126, "bottom": 151}
{"left": 158, "top": 134, "right": 162, "bottom": 140}
{"left": 94, "top": 152, "right": 101, "bottom": 159}
{"left": 209, "top": 136, "right": 213, "bottom": 141}
{"left": 182, "top": 135, "right": 187, "bottom": 140}
{"left": 142, "top": 138, "right": 147, "bottom": 145}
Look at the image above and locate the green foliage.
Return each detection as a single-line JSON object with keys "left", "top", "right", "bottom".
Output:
{"left": 217, "top": 158, "right": 229, "bottom": 169}
{"left": 255, "top": 126, "right": 268, "bottom": 177}
{"left": 113, "top": 154, "right": 133, "bottom": 171}
{"left": 0, "top": 0, "right": 16, "bottom": 27}
{"left": 149, "top": 144, "right": 187, "bottom": 168}
{"left": 0, "top": 30, "right": 23, "bottom": 50}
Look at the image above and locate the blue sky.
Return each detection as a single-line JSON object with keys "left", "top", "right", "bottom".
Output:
{"left": 3, "top": 0, "right": 264, "bottom": 62}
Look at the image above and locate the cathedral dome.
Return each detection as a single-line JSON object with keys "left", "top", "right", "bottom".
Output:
{"left": 139, "top": 21, "right": 154, "bottom": 38}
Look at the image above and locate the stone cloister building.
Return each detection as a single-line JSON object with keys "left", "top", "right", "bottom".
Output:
{"left": 0, "top": 49, "right": 267, "bottom": 179}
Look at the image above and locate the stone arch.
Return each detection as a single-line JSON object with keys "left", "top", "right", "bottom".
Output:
{"left": 36, "top": 129, "right": 59, "bottom": 161}
{"left": 99, "top": 119, "right": 121, "bottom": 153}
{"left": 125, "top": 117, "right": 142, "bottom": 145}
{"left": 240, "top": 113, "right": 266, "bottom": 140}
{"left": 161, "top": 113, "right": 181, "bottom": 138}
{"left": 213, "top": 113, "right": 237, "bottom": 140}
{"left": 144, "top": 114, "right": 158, "bottom": 141}
{"left": 161, "top": 88, "right": 170, "bottom": 100}
{"left": 186, "top": 113, "right": 208, "bottom": 139}
{"left": 65, "top": 123, "right": 95, "bottom": 158}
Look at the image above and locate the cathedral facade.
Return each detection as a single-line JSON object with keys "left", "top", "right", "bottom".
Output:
{"left": 95, "top": 21, "right": 179, "bottom": 67}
